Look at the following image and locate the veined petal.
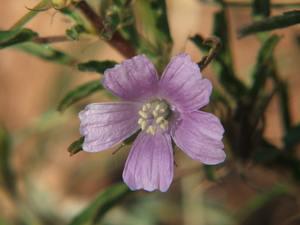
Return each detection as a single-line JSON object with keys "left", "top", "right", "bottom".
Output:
{"left": 159, "top": 53, "right": 212, "bottom": 112}
{"left": 103, "top": 55, "right": 159, "bottom": 101}
{"left": 79, "top": 102, "right": 139, "bottom": 152}
{"left": 123, "top": 132, "right": 173, "bottom": 192}
{"left": 171, "top": 111, "right": 225, "bottom": 165}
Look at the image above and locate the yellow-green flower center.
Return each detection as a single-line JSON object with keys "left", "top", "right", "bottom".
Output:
{"left": 138, "top": 99, "right": 170, "bottom": 135}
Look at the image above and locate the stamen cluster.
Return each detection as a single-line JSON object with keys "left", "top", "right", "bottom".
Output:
{"left": 138, "top": 99, "right": 170, "bottom": 135}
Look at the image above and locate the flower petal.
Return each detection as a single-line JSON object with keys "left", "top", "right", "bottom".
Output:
{"left": 123, "top": 132, "right": 173, "bottom": 192}
{"left": 103, "top": 55, "right": 159, "bottom": 101}
{"left": 79, "top": 102, "right": 139, "bottom": 152}
{"left": 159, "top": 53, "right": 212, "bottom": 112}
{"left": 171, "top": 111, "right": 225, "bottom": 165}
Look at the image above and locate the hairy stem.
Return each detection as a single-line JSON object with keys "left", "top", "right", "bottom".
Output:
{"left": 76, "top": 0, "right": 136, "bottom": 58}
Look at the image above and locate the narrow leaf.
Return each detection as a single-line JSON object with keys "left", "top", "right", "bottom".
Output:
{"left": 212, "top": 10, "right": 248, "bottom": 98}
{"left": 16, "top": 42, "right": 76, "bottom": 65}
{"left": 58, "top": 80, "right": 103, "bottom": 111}
{"left": 278, "top": 81, "right": 291, "bottom": 132}
{"left": 239, "top": 10, "right": 300, "bottom": 37}
{"left": 66, "top": 24, "right": 86, "bottom": 40}
{"left": 250, "top": 35, "right": 280, "bottom": 98}
{"left": 78, "top": 60, "right": 117, "bottom": 74}
{"left": 68, "top": 137, "right": 84, "bottom": 156}
{"left": 0, "top": 29, "right": 38, "bottom": 49}
{"left": 68, "top": 183, "right": 130, "bottom": 225}
{"left": 252, "top": 0, "right": 270, "bottom": 17}
{"left": 284, "top": 125, "right": 300, "bottom": 149}
{"left": 150, "top": 0, "right": 172, "bottom": 43}
{"left": 0, "top": 127, "right": 16, "bottom": 197}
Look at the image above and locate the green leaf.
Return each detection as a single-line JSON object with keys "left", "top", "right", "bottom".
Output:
{"left": 16, "top": 42, "right": 76, "bottom": 65}
{"left": 0, "top": 29, "right": 21, "bottom": 42}
{"left": 0, "top": 127, "right": 16, "bottom": 198}
{"left": 284, "top": 124, "right": 300, "bottom": 149}
{"left": 60, "top": 7, "right": 91, "bottom": 27}
{"left": 68, "top": 137, "right": 84, "bottom": 156}
{"left": 0, "top": 28, "right": 38, "bottom": 49}
{"left": 252, "top": 0, "right": 270, "bottom": 18}
{"left": 66, "top": 24, "right": 86, "bottom": 40}
{"left": 250, "top": 35, "right": 280, "bottom": 98}
{"left": 78, "top": 60, "right": 117, "bottom": 74}
{"left": 58, "top": 80, "right": 103, "bottom": 111}
{"left": 212, "top": 10, "right": 247, "bottom": 98}
{"left": 68, "top": 183, "right": 131, "bottom": 225}
{"left": 239, "top": 10, "right": 300, "bottom": 37}
{"left": 149, "top": 0, "right": 172, "bottom": 43}
{"left": 277, "top": 81, "right": 291, "bottom": 132}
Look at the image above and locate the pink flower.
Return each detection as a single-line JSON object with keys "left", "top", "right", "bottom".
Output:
{"left": 79, "top": 53, "right": 225, "bottom": 192}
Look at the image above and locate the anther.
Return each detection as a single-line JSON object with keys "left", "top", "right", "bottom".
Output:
{"left": 141, "top": 121, "right": 147, "bottom": 130}
{"left": 160, "top": 121, "right": 168, "bottom": 130}
{"left": 138, "top": 118, "right": 144, "bottom": 125}
{"left": 137, "top": 99, "right": 171, "bottom": 135}
{"left": 138, "top": 111, "right": 148, "bottom": 119}
{"left": 146, "top": 125, "right": 156, "bottom": 135}
{"left": 142, "top": 105, "right": 148, "bottom": 111}
{"left": 156, "top": 116, "right": 164, "bottom": 124}
{"left": 155, "top": 105, "right": 160, "bottom": 111}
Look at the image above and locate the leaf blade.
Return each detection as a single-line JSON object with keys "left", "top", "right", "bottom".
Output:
{"left": 239, "top": 10, "right": 300, "bottom": 37}
{"left": 68, "top": 183, "right": 131, "bottom": 225}
{"left": 78, "top": 60, "right": 117, "bottom": 74}
{"left": 0, "top": 127, "right": 17, "bottom": 198}
{"left": 16, "top": 42, "right": 77, "bottom": 65}
{"left": 58, "top": 80, "right": 103, "bottom": 112}
{"left": 0, "top": 28, "right": 38, "bottom": 49}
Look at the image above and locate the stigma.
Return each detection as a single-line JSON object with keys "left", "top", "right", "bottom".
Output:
{"left": 137, "top": 99, "right": 170, "bottom": 135}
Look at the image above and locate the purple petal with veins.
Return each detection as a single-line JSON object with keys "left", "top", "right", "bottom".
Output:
{"left": 78, "top": 53, "right": 226, "bottom": 192}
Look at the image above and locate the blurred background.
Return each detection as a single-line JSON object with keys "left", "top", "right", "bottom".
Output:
{"left": 0, "top": 0, "right": 300, "bottom": 225}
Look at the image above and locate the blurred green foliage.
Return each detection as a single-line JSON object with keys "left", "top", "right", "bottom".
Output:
{"left": 69, "top": 183, "right": 130, "bottom": 225}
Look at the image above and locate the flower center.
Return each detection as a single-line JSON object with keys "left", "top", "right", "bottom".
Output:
{"left": 138, "top": 99, "right": 171, "bottom": 135}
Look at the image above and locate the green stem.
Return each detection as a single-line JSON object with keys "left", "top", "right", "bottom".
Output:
{"left": 10, "top": 0, "right": 50, "bottom": 30}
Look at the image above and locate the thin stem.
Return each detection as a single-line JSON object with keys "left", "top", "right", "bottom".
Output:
{"left": 33, "top": 35, "right": 70, "bottom": 44}
{"left": 10, "top": 0, "right": 50, "bottom": 30}
{"left": 76, "top": 0, "right": 136, "bottom": 58}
